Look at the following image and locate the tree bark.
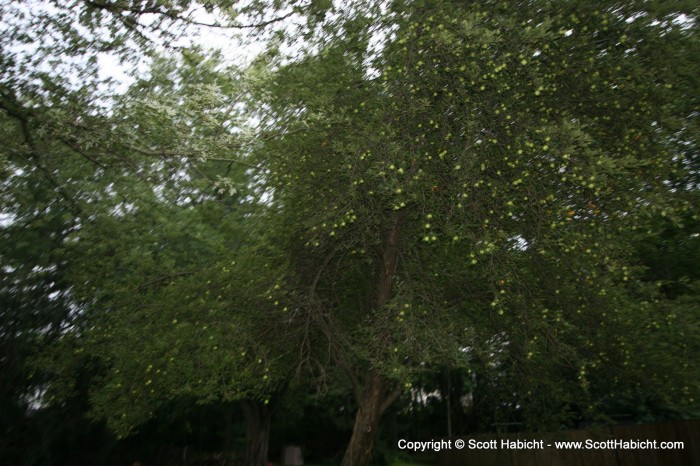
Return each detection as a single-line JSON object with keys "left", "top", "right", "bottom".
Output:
{"left": 340, "top": 215, "right": 403, "bottom": 466}
{"left": 340, "top": 371, "right": 392, "bottom": 466}
{"left": 242, "top": 400, "right": 272, "bottom": 466}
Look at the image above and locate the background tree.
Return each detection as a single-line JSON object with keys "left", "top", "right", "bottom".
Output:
{"left": 32, "top": 49, "right": 305, "bottom": 466}
{"left": 0, "top": 60, "right": 111, "bottom": 463}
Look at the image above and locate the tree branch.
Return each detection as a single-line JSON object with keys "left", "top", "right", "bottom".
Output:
{"left": 0, "top": 91, "right": 33, "bottom": 146}
{"left": 84, "top": 0, "right": 299, "bottom": 30}
{"left": 137, "top": 271, "right": 195, "bottom": 290}
{"left": 57, "top": 137, "right": 107, "bottom": 168}
{"left": 379, "top": 384, "right": 403, "bottom": 416}
{"left": 204, "top": 157, "right": 260, "bottom": 169}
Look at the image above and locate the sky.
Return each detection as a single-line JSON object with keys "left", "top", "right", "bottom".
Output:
{"left": 0, "top": 0, "right": 277, "bottom": 96}
{"left": 95, "top": 7, "right": 269, "bottom": 92}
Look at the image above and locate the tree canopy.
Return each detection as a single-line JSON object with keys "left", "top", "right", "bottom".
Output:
{"left": 1, "top": 1, "right": 698, "bottom": 466}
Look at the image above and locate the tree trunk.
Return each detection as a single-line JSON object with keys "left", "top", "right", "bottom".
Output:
{"left": 242, "top": 400, "right": 272, "bottom": 466}
{"left": 341, "top": 214, "right": 404, "bottom": 466}
{"left": 340, "top": 214, "right": 404, "bottom": 466}
{"left": 340, "top": 371, "right": 389, "bottom": 466}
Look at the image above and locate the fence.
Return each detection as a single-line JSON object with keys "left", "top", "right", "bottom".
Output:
{"left": 437, "top": 419, "right": 700, "bottom": 466}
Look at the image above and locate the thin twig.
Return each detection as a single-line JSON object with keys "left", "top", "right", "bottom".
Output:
{"left": 137, "top": 271, "right": 195, "bottom": 290}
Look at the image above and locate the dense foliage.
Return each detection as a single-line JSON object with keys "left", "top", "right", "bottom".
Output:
{"left": 1, "top": 1, "right": 698, "bottom": 465}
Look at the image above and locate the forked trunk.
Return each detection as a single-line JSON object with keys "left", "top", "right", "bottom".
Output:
{"left": 242, "top": 400, "right": 272, "bottom": 466}
{"left": 341, "top": 214, "right": 404, "bottom": 466}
